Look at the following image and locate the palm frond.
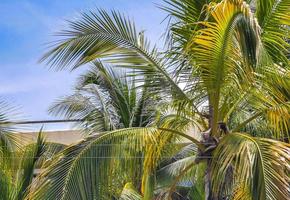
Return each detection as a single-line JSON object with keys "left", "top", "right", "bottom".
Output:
{"left": 188, "top": 0, "right": 260, "bottom": 134}
{"left": 157, "top": 144, "right": 197, "bottom": 187}
{"left": 0, "top": 169, "right": 12, "bottom": 200}
{"left": 211, "top": 133, "right": 290, "bottom": 200}
{"left": 119, "top": 183, "right": 142, "bottom": 200}
{"left": 0, "top": 129, "right": 50, "bottom": 200}
{"left": 0, "top": 100, "right": 21, "bottom": 167}
{"left": 156, "top": 144, "right": 205, "bottom": 200}
{"left": 230, "top": 64, "right": 290, "bottom": 138}
{"left": 160, "top": 0, "right": 208, "bottom": 49}
{"left": 49, "top": 60, "right": 160, "bottom": 131}
{"left": 257, "top": 0, "right": 290, "bottom": 65}
{"left": 28, "top": 127, "right": 166, "bottom": 200}
{"left": 49, "top": 87, "right": 115, "bottom": 132}
{"left": 256, "top": 0, "right": 290, "bottom": 64}
{"left": 14, "top": 130, "right": 46, "bottom": 200}
{"left": 41, "top": 9, "right": 188, "bottom": 101}
{"left": 231, "top": 183, "right": 252, "bottom": 200}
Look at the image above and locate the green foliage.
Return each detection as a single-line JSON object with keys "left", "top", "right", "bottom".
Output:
{"left": 28, "top": 128, "right": 180, "bottom": 199}
{"left": 49, "top": 61, "right": 158, "bottom": 133}
{"left": 212, "top": 133, "right": 290, "bottom": 200}
{"left": 32, "top": 0, "right": 290, "bottom": 199}
{"left": 0, "top": 130, "right": 53, "bottom": 200}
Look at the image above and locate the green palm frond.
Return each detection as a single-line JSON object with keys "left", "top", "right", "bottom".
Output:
{"left": 28, "top": 127, "right": 165, "bottom": 200}
{"left": 41, "top": 9, "right": 187, "bottom": 101}
{"left": 0, "top": 130, "right": 49, "bottom": 200}
{"left": 37, "top": 142, "right": 66, "bottom": 168}
{"left": 49, "top": 61, "right": 159, "bottom": 132}
{"left": 0, "top": 100, "right": 21, "bottom": 167}
{"left": 188, "top": 0, "right": 260, "bottom": 134}
{"left": 157, "top": 144, "right": 197, "bottom": 188}
{"left": 257, "top": 0, "right": 290, "bottom": 64}
{"left": 40, "top": 9, "right": 138, "bottom": 70}
{"left": 256, "top": 0, "right": 277, "bottom": 24}
{"left": 160, "top": 0, "right": 208, "bottom": 50}
{"left": 14, "top": 130, "right": 46, "bottom": 200}
{"left": 49, "top": 86, "right": 116, "bottom": 132}
{"left": 0, "top": 169, "right": 12, "bottom": 200}
{"left": 155, "top": 143, "right": 206, "bottom": 200}
{"left": 211, "top": 133, "right": 290, "bottom": 200}
{"left": 119, "top": 183, "right": 142, "bottom": 200}
{"left": 79, "top": 61, "right": 134, "bottom": 126}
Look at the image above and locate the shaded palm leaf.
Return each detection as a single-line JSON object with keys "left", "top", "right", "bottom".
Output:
{"left": 119, "top": 183, "right": 142, "bottom": 200}
{"left": 257, "top": 0, "right": 290, "bottom": 64}
{"left": 211, "top": 133, "right": 290, "bottom": 200}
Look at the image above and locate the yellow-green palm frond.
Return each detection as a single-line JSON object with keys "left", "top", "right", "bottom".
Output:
{"left": 231, "top": 183, "right": 252, "bottom": 200}
{"left": 140, "top": 128, "right": 184, "bottom": 199}
{"left": 13, "top": 130, "right": 47, "bottom": 200}
{"left": 211, "top": 133, "right": 290, "bottom": 200}
{"left": 119, "top": 183, "right": 142, "bottom": 200}
{"left": 231, "top": 64, "right": 290, "bottom": 139}
{"left": 255, "top": 65, "right": 290, "bottom": 138}
{"left": 0, "top": 130, "right": 50, "bottom": 200}
{"left": 28, "top": 127, "right": 178, "bottom": 200}
{"left": 257, "top": 0, "right": 290, "bottom": 64}
{"left": 188, "top": 0, "right": 261, "bottom": 134}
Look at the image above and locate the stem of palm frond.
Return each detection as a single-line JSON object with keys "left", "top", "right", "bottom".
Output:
{"left": 158, "top": 128, "right": 205, "bottom": 151}
{"left": 232, "top": 112, "right": 263, "bottom": 132}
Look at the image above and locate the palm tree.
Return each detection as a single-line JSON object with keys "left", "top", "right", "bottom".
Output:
{"left": 0, "top": 101, "right": 66, "bottom": 200}
{"left": 48, "top": 61, "right": 159, "bottom": 133}
{"left": 0, "top": 100, "right": 21, "bottom": 157}
{"left": 0, "top": 130, "right": 66, "bottom": 200}
{"left": 31, "top": 0, "right": 289, "bottom": 199}
{"left": 0, "top": 131, "right": 44, "bottom": 200}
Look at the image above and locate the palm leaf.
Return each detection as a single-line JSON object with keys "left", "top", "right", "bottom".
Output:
{"left": 14, "top": 130, "right": 46, "bottom": 200}
{"left": 41, "top": 10, "right": 188, "bottom": 101}
{"left": 49, "top": 60, "right": 159, "bottom": 131}
{"left": 119, "top": 183, "right": 142, "bottom": 200}
{"left": 211, "top": 133, "right": 290, "bottom": 200}
{"left": 188, "top": 0, "right": 260, "bottom": 134}
{"left": 29, "top": 127, "right": 164, "bottom": 200}
{"left": 0, "top": 100, "right": 21, "bottom": 167}
{"left": 257, "top": 0, "right": 290, "bottom": 64}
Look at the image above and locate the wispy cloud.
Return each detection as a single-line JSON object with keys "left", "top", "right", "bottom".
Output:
{"left": 0, "top": 0, "right": 58, "bottom": 32}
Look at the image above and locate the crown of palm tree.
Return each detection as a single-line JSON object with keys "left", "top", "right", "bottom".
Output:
{"left": 29, "top": 0, "right": 289, "bottom": 199}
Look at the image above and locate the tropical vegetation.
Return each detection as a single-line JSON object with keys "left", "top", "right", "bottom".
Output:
{"left": 49, "top": 61, "right": 159, "bottom": 133}
{"left": 0, "top": 0, "right": 289, "bottom": 199}
{"left": 0, "top": 101, "right": 65, "bottom": 200}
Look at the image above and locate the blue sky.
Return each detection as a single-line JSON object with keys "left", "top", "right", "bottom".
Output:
{"left": 0, "top": 0, "right": 166, "bottom": 130}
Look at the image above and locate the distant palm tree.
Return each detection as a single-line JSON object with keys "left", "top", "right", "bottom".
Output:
{"left": 0, "top": 100, "right": 20, "bottom": 156}
{"left": 0, "top": 130, "right": 66, "bottom": 200}
{"left": 31, "top": 0, "right": 289, "bottom": 199}
{"left": 0, "top": 131, "right": 45, "bottom": 200}
{"left": 49, "top": 61, "right": 159, "bottom": 133}
{"left": 0, "top": 101, "right": 65, "bottom": 200}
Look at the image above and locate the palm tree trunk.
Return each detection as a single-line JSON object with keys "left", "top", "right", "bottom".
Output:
{"left": 205, "top": 160, "right": 216, "bottom": 200}
{"left": 205, "top": 104, "right": 215, "bottom": 200}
